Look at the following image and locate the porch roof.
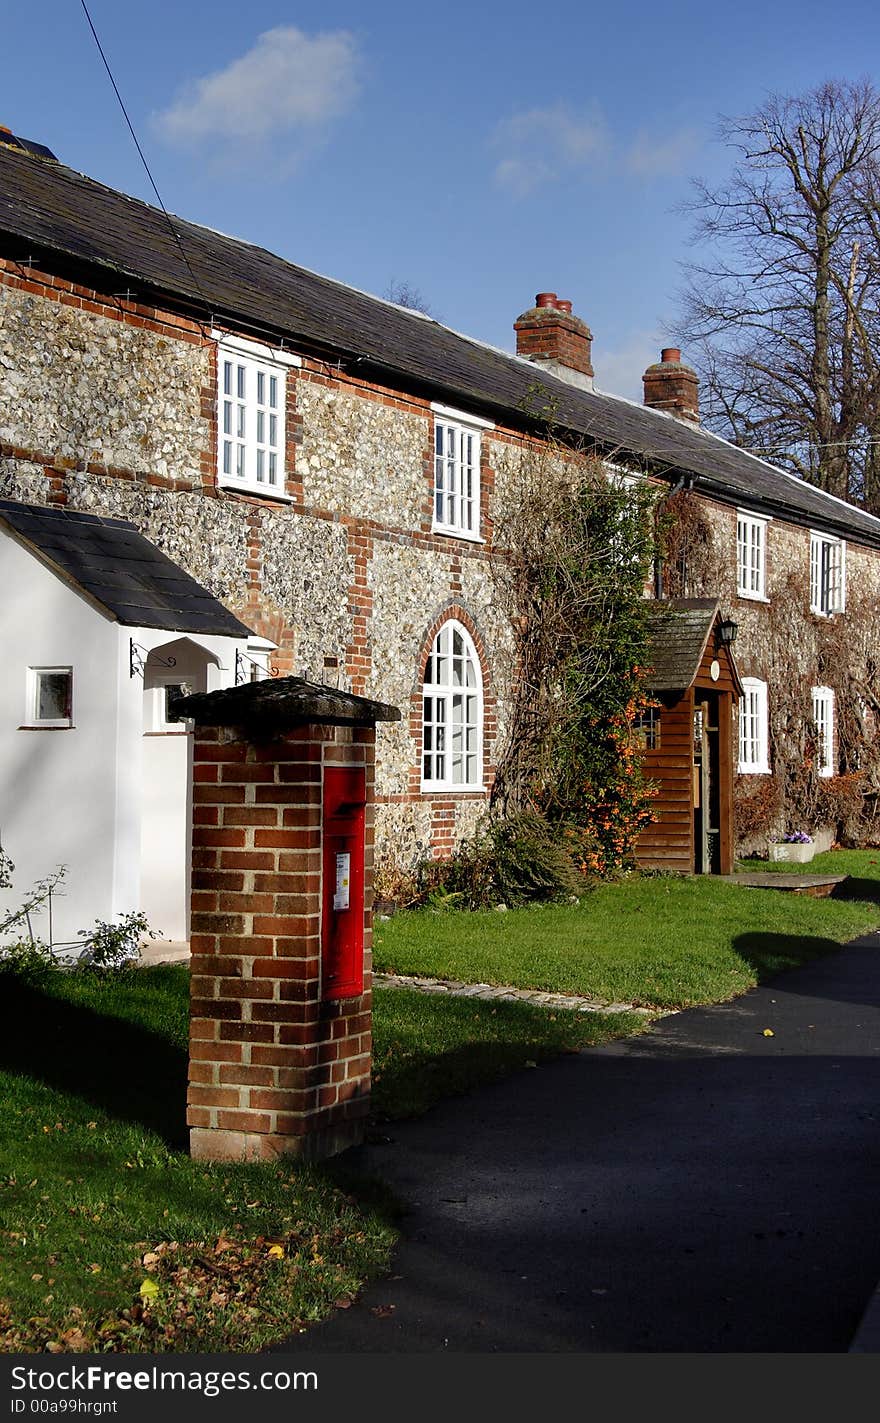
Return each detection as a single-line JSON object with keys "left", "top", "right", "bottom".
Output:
{"left": 645, "top": 597, "right": 742, "bottom": 694}
{"left": 0, "top": 498, "right": 252, "bottom": 637}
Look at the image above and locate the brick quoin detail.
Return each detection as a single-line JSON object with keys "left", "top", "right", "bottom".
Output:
{"left": 187, "top": 719, "right": 376, "bottom": 1162}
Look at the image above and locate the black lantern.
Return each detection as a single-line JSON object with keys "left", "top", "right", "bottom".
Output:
{"left": 716, "top": 617, "right": 738, "bottom": 647}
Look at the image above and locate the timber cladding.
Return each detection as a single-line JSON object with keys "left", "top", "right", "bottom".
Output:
{"left": 636, "top": 691, "right": 696, "bottom": 873}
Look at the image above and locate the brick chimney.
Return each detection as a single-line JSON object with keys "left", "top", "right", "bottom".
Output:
{"left": 643, "top": 348, "right": 699, "bottom": 424}
{"left": 514, "top": 292, "right": 594, "bottom": 392}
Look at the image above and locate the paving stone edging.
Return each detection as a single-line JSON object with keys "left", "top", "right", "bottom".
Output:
{"left": 373, "top": 971, "right": 663, "bottom": 1017}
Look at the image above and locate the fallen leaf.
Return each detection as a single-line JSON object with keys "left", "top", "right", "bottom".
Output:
{"left": 334, "top": 1297, "right": 353, "bottom": 1309}
{"left": 141, "top": 1251, "right": 159, "bottom": 1269}
{"left": 763, "top": 1029, "right": 775, "bottom": 1037}
{"left": 266, "top": 1243, "right": 285, "bottom": 1259}
{"left": 371, "top": 1304, "right": 396, "bottom": 1318}
{"left": 88, "top": 1264, "right": 101, "bottom": 1274}
{"left": 61, "top": 1328, "right": 89, "bottom": 1352}
{"left": 139, "top": 1278, "right": 160, "bottom": 1300}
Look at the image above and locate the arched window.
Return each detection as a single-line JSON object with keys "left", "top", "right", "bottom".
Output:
{"left": 421, "top": 620, "right": 483, "bottom": 790}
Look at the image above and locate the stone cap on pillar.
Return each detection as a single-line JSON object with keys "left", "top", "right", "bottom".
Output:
{"left": 174, "top": 675, "right": 401, "bottom": 730}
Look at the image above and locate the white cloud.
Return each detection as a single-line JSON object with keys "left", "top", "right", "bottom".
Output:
{"left": 490, "top": 105, "right": 609, "bottom": 197}
{"left": 625, "top": 126, "right": 701, "bottom": 177}
{"left": 593, "top": 330, "right": 664, "bottom": 404}
{"left": 154, "top": 26, "right": 361, "bottom": 155}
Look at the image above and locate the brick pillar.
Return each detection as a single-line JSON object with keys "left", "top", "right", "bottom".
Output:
{"left": 186, "top": 720, "right": 376, "bottom": 1161}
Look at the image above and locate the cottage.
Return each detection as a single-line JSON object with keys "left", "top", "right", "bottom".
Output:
{"left": 2, "top": 126, "right": 880, "bottom": 919}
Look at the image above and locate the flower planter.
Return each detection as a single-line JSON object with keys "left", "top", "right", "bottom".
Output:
{"left": 769, "top": 841, "right": 816, "bottom": 864}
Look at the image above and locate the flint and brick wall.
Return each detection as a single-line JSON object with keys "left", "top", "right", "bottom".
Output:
{"left": 186, "top": 720, "right": 375, "bottom": 1161}
{"left": 6, "top": 252, "right": 880, "bottom": 868}
{"left": 0, "top": 259, "right": 520, "bottom": 868}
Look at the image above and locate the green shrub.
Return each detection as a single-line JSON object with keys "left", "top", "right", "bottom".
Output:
{"left": 0, "top": 936, "right": 56, "bottom": 983}
{"left": 77, "top": 910, "right": 150, "bottom": 969}
{"left": 404, "top": 812, "right": 591, "bottom": 911}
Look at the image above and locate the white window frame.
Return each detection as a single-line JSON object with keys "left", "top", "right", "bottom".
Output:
{"left": 214, "top": 331, "right": 300, "bottom": 501}
{"left": 812, "top": 685, "right": 835, "bottom": 778}
{"left": 430, "top": 403, "right": 493, "bottom": 542}
{"left": 738, "top": 677, "right": 770, "bottom": 774}
{"left": 736, "top": 510, "right": 769, "bottom": 601}
{"left": 809, "top": 531, "right": 846, "bottom": 615}
{"left": 24, "top": 666, "right": 74, "bottom": 728}
{"left": 421, "top": 619, "right": 484, "bottom": 792}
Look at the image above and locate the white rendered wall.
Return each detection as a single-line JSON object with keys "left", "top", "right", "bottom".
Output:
{"left": 0, "top": 527, "right": 247, "bottom": 949}
{"left": 0, "top": 529, "right": 121, "bottom": 947}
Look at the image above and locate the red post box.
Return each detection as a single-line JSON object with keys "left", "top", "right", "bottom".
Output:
{"left": 321, "top": 765, "right": 366, "bottom": 1000}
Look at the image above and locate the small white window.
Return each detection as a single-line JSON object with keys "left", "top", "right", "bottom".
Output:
{"left": 214, "top": 334, "right": 299, "bottom": 499}
{"left": 25, "top": 667, "right": 73, "bottom": 728}
{"left": 431, "top": 404, "right": 492, "bottom": 540}
{"left": 738, "top": 677, "right": 769, "bottom": 774}
{"left": 810, "top": 532, "right": 846, "bottom": 615}
{"left": 421, "top": 620, "right": 484, "bottom": 790}
{"left": 737, "top": 511, "right": 768, "bottom": 600}
{"left": 812, "top": 686, "right": 835, "bottom": 778}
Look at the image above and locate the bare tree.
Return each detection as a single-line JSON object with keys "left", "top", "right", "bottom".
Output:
{"left": 383, "top": 279, "right": 437, "bottom": 318}
{"left": 677, "top": 79, "right": 880, "bottom": 510}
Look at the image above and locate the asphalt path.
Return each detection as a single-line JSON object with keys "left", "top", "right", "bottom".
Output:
{"left": 279, "top": 931, "right": 880, "bottom": 1353}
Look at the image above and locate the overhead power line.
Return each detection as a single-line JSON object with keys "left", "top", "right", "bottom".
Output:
{"left": 77, "top": 0, "right": 210, "bottom": 313}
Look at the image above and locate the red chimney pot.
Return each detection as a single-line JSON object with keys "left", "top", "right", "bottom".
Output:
{"left": 661, "top": 347, "right": 681, "bottom": 364}
{"left": 535, "top": 292, "right": 558, "bottom": 308}
{"left": 555, "top": 299, "right": 573, "bottom": 314}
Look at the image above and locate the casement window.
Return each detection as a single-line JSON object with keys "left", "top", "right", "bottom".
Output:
{"left": 632, "top": 706, "right": 661, "bottom": 750}
{"left": 431, "top": 403, "right": 493, "bottom": 540}
{"left": 421, "top": 620, "right": 484, "bottom": 790}
{"left": 25, "top": 667, "right": 73, "bottom": 728}
{"left": 214, "top": 332, "right": 300, "bottom": 499}
{"left": 738, "top": 677, "right": 769, "bottom": 774}
{"left": 737, "top": 511, "right": 768, "bottom": 600}
{"left": 812, "top": 686, "right": 835, "bottom": 778}
{"left": 809, "top": 532, "right": 846, "bottom": 615}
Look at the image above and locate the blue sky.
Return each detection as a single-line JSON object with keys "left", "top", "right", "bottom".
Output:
{"left": 4, "top": 0, "right": 879, "bottom": 398}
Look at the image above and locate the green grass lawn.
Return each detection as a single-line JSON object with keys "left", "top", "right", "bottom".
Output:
{"left": 738, "top": 848, "right": 880, "bottom": 882}
{"left": 374, "top": 865, "right": 880, "bottom": 1009}
{"left": 372, "top": 989, "right": 643, "bottom": 1121}
{"left": 0, "top": 967, "right": 396, "bottom": 1355}
{"left": 0, "top": 966, "right": 639, "bottom": 1354}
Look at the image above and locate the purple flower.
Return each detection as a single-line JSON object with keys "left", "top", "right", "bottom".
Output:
{"left": 782, "top": 831, "right": 812, "bottom": 844}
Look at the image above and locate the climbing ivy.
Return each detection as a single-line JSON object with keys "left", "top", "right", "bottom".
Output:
{"left": 490, "top": 434, "right": 661, "bottom": 875}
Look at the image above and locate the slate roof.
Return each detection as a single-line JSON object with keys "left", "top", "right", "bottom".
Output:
{"left": 176, "top": 676, "right": 401, "bottom": 729}
{"left": 0, "top": 499, "right": 251, "bottom": 636}
{"left": 3, "top": 142, "right": 880, "bottom": 548}
{"left": 645, "top": 598, "right": 742, "bottom": 693}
